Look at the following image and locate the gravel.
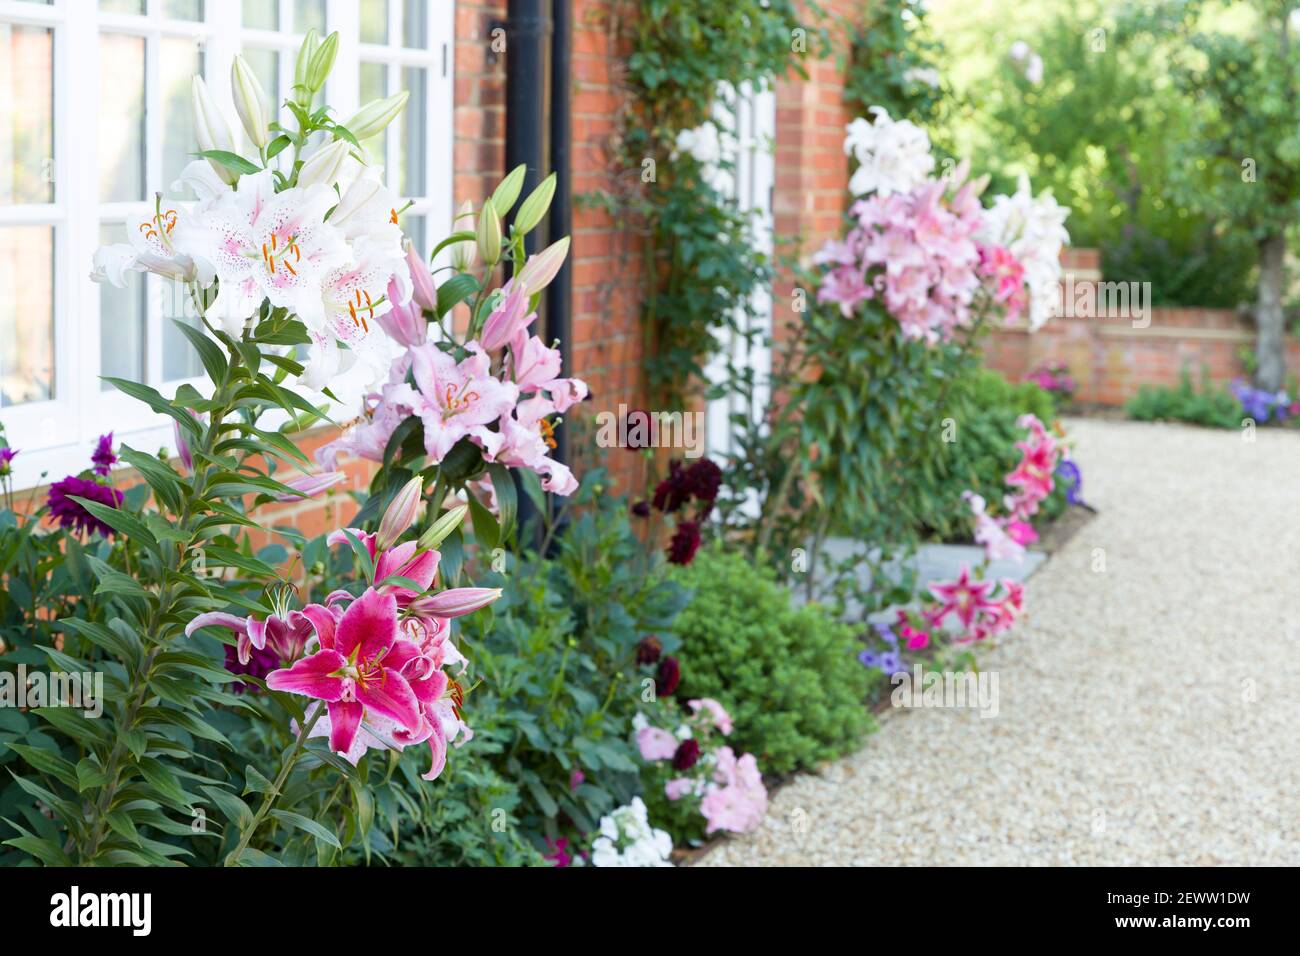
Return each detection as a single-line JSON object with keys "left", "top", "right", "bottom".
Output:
{"left": 699, "top": 418, "right": 1300, "bottom": 866}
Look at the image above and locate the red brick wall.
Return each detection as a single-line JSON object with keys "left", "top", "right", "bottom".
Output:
{"left": 981, "top": 249, "right": 1294, "bottom": 405}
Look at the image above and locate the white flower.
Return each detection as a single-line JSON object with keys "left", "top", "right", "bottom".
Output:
{"left": 589, "top": 799, "right": 674, "bottom": 867}
{"left": 903, "top": 66, "right": 942, "bottom": 89}
{"left": 1009, "top": 41, "right": 1031, "bottom": 62}
{"left": 844, "top": 106, "right": 935, "bottom": 197}
{"left": 171, "top": 168, "right": 349, "bottom": 333}
{"left": 673, "top": 121, "right": 722, "bottom": 166}
{"left": 1025, "top": 54, "right": 1044, "bottom": 85}
{"left": 91, "top": 202, "right": 210, "bottom": 288}
{"left": 979, "top": 172, "right": 1071, "bottom": 331}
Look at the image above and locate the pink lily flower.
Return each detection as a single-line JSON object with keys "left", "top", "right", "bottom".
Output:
{"left": 273, "top": 471, "right": 346, "bottom": 502}
{"left": 927, "top": 567, "right": 997, "bottom": 631}
{"left": 186, "top": 608, "right": 313, "bottom": 667}
{"left": 409, "top": 341, "right": 519, "bottom": 462}
{"left": 508, "top": 332, "right": 562, "bottom": 390}
{"left": 266, "top": 588, "right": 423, "bottom": 755}
{"left": 479, "top": 282, "right": 536, "bottom": 352}
{"left": 491, "top": 394, "right": 578, "bottom": 495}
{"left": 375, "top": 273, "right": 427, "bottom": 347}
{"left": 326, "top": 527, "right": 439, "bottom": 606}
{"left": 404, "top": 238, "right": 437, "bottom": 312}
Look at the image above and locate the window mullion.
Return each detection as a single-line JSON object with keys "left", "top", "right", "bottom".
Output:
{"left": 144, "top": 25, "right": 163, "bottom": 387}
{"left": 64, "top": 3, "right": 96, "bottom": 456}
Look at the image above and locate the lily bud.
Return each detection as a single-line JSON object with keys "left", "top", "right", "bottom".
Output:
{"left": 191, "top": 76, "right": 238, "bottom": 185}
{"left": 491, "top": 164, "right": 527, "bottom": 214}
{"left": 476, "top": 197, "right": 502, "bottom": 265}
{"left": 307, "top": 31, "right": 339, "bottom": 93}
{"left": 515, "top": 237, "right": 570, "bottom": 294}
{"left": 405, "top": 239, "right": 437, "bottom": 312}
{"left": 293, "top": 28, "right": 320, "bottom": 106}
{"left": 377, "top": 476, "right": 425, "bottom": 551}
{"left": 479, "top": 283, "right": 534, "bottom": 352}
{"left": 417, "top": 503, "right": 469, "bottom": 551}
{"left": 273, "top": 471, "right": 346, "bottom": 502}
{"left": 409, "top": 587, "right": 502, "bottom": 620}
{"left": 375, "top": 274, "right": 427, "bottom": 347}
{"left": 343, "top": 90, "right": 410, "bottom": 143}
{"left": 513, "top": 172, "right": 557, "bottom": 236}
{"left": 231, "top": 55, "right": 273, "bottom": 149}
{"left": 297, "top": 139, "right": 351, "bottom": 188}
{"left": 450, "top": 200, "right": 477, "bottom": 272}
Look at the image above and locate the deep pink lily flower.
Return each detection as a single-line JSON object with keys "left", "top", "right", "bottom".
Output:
{"left": 326, "top": 527, "right": 439, "bottom": 606}
{"left": 927, "top": 567, "right": 996, "bottom": 632}
{"left": 186, "top": 609, "right": 313, "bottom": 666}
{"left": 266, "top": 588, "right": 423, "bottom": 755}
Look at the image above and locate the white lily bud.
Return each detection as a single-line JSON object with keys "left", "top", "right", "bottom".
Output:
{"left": 343, "top": 91, "right": 410, "bottom": 144}
{"left": 513, "top": 172, "right": 557, "bottom": 236}
{"left": 191, "top": 76, "right": 239, "bottom": 185}
{"left": 297, "top": 139, "right": 351, "bottom": 189}
{"left": 307, "top": 32, "right": 339, "bottom": 94}
{"left": 450, "top": 200, "right": 477, "bottom": 272}
{"left": 231, "top": 55, "right": 273, "bottom": 150}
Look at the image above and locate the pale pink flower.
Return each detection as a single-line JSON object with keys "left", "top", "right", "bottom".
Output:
{"left": 636, "top": 725, "right": 679, "bottom": 762}
{"left": 409, "top": 341, "right": 519, "bottom": 462}
{"left": 688, "top": 698, "right": 733, "bottom": 735}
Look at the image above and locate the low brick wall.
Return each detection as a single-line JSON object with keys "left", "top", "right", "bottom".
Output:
{"left": 982, "top": 249, "right": 1299, "bottom": 405}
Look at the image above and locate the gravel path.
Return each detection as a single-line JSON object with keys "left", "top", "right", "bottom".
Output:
{"left": 701, "top": 418, "right": 1300, "bottom": 866}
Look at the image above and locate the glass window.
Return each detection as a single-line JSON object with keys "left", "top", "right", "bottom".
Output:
{"left": 162, "top": 36, "right": 204, "bottom": 198}
{"left": 1, "top": 24, "right": 55, "bottom": 205}
{"left": 399, "top": 66, "right": 426, "bottom": 196}
{"left": 241, "top": 0, "right": 278, "bottom": 31}
{"left": 98, "top": 222, "right": 147, "bottom": 390}
{"left": 403, "top": 0, "right": 427, "bottom": 49}
{"left": 360, "top": 0, "right": 388, "bottom": 45}
{"left": 295, "top": 0, "right": 327, "bottom": 35}
{"left": 100, "top": 0, "right": 145, "bottom": 13}
{"left": 98, "top": 32, "right": 146, "bottom": 203}
{"left": 163, "top": 0, "right": 204, "bottom": 19}
{"left": 0, "top": 225, "right": 55, "bottom": 407}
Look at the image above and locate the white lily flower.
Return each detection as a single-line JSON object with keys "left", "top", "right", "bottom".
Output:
{"left": 191, "top": 76, "right": 239, "bottom": 185}
{"left": 171, "top": 169, "right": 349, "bottom": 333}
{"left": 90, "top": 202, "right": 209, "bottom": 288}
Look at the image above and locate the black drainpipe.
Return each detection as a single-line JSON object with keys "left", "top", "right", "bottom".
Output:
{"left": 547, "top": 0, "right": 572, "bottom": 471}
{"left": 504, "top": 0, "right": 553, "bottom": 543}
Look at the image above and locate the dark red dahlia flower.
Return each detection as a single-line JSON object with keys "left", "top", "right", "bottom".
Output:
{"left": 46, "top": 476, "right": 124, "bottom": 537}
{"left": 655, "top": 655, "right": 681, "bottom": 696}
{"left": 666, "top": 520, "right": 702, "bottom": 565}
{"left": 672, "top": 738, "right": 701, "bottom": 771}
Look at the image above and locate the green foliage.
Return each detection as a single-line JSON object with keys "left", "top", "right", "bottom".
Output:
{"left": 1125, "top": 366, "right": 1242, "bottom": 429}
{"left": 927, "top": 368, "right": 1064, "bottom": 539}
{"left": 844, "top": 0, "right": 949, "bottom": 141}
{"left": 669, "top": 546, "right": 876, "bottom": 776}
{"left": 599, "top": 0, "right": 818, "bottom": 407}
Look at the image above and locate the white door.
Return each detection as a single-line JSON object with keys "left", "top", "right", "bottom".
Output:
{"left": 704, "top": 81, "right": 775, "bottom": 469}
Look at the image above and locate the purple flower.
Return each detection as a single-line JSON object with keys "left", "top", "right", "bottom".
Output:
{"left": 878, "top": 649, "right": 904, "bottom": 675}
{"left": 91, "top": 433, "right": 117, "bottom": 476}
{"left": 858, "top": 648, "right": 880, "bottom": 669}
{"left": 46, "top": 476, "right": 124, "bottom": 537}
{"left": 0, "top": 447, "right": 16, "bottom": 478}
{"left": 223, "top": 641, "right": 279, "bottom": 692}
{"left": 666, "top": 520, "right": 702, "bottom": 566}
{"left": 1055, "top": 459, "right": 1084, "bottom": 506}
{"left": 874, "top": 622, "right": 898, "bottom": 645}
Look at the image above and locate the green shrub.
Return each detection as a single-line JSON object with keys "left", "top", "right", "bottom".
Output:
{"left": 1125, "top": 367, "right": 1240, "bottom": 429}
{"left": 925, "top": 368, "right": 1064, "bottom": 539}
{"left": 670, "top": 546, "right": 875, "bottom": 776}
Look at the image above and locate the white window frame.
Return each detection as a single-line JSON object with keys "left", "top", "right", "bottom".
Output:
{"left": 0, "top": 0, "right": 454, "bottom": 491}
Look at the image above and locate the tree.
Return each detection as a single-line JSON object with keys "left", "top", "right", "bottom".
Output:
{"left": 1172, "top": 0, "right": 1300, "bottom": 390}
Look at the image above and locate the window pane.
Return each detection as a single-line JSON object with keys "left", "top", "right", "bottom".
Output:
{"left": 361, "top": 0, "right": 389, "bottom": 44}
{"left": 242, "top": 0, "right": 278, "bottom": 30}
{"left": 295, "top": 0, "right": 327, "bottom": 34}
{"left": 359, "top": 61, "right": 387, "bottom": 167}
{"left": 162, "top": 37, "right": 204, "bottom": 198}
{"left": 0, "top": 226, "right": 54, "bottom": 407}
{"left": 98, "top": 223, "right": 146, "bottom": 391}
{"left": 399, "top": 213, "right": 425, "bottom": 261}
{"left": 403, "top": 0, "right": 428, "bottom": 48}
{"left": 99, "top": 33, "right": 146, "bottom": 202}
{"left": 100, "top": 0, "right": 145, "bottom": 13}
{"left": 163, "top": 311, "right": 204, "bottom": 382}
{"left": 399, "top": 67, "right": 426, "bottom": 196}
{"left": 1, "top": 24, "right": 54, "bottom": 205}
{"left": 163, "top": 0, "right": 204, "bottom": 20}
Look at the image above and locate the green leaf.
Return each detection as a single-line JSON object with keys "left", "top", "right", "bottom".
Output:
{"left": 265, "top": 134, "right": 293, "bottom": 159}
{"left": 270, "top": 809, "right": 342, "bottom": 848}
{"left": 487, "top": 463, "right": 518, "bottom": 541}
{"left": 200, "top": 784, "right": 254, "bottom": 831}
{"left": 467, "top": 492, "right": 498, "bottom": 549}
{"left": 171, "top": 318, "right": 228, "bottom": 384}
{"left": 436, "top": 273, "right": 481, "bottom": 318}
{"left": 195, "top": 148, "right": 262, "bottom": 175}
{"left": 68, "top": 497, "right": 158, "bottom": 551}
